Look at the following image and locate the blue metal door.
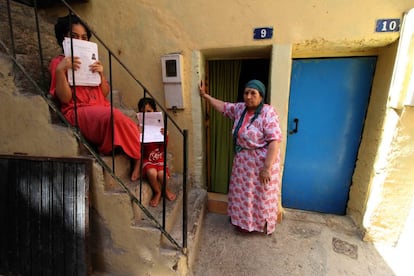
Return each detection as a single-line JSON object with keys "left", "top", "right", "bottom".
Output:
{"left": 282, "top": 57, "right": 376, "bottom": 214}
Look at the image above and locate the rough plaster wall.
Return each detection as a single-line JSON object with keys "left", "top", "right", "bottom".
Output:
{"left": 0, "top": 54, "right": 78, "bottom": 157}
{"left": 347, "top": 42, "right": 399, "bottom": 225}
{"left": 349, "top": 36, "right": 414, "bottom": 243}
{"left": 364, "top": 108, "right": 414, "bottom": 244}
{"left": 0, "top": 1, "right": 78, "bottom": 157}
{"left": 0, "top": 0, "right": 62, "bottom": 91}
{"left": 270, "top": 45, "right": 292, "bottom": 168}
{"left": 89, "top": 162, "right": 184, "bottom": 275}
{"left": 190, "top": 50, "right": 205, "bottom": 188}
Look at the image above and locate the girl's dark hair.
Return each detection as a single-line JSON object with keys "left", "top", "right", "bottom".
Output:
{"left": 54, "top": 14, "right": 92, "bottom": 48}
{"left": 138, "top": 97, "right": 157, "bottom": 112}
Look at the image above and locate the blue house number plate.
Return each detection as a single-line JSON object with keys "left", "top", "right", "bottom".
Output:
{"left": 375, "top": 19, "right": 400, "bottom": 32}
{"left": 253, "top": 27, "right": 273, "bottom": 39}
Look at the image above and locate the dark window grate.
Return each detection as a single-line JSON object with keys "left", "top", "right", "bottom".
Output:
{"left": 0, "top": 155, "right": 91, "bottom": 276}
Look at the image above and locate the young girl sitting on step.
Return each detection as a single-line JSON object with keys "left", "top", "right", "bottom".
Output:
{"left": 137, "top": 97, "right": 176, "bottom": 207}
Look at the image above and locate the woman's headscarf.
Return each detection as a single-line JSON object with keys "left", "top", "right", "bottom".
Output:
{"left": 245, "top": 79, "right": 266, "bottom": 98}
{"left": 233, "top": 79, "right": 266, "bottom": 152}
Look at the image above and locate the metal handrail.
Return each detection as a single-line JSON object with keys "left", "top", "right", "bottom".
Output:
{"left": 3, "top": 0, "right": 188, "bottom": 253}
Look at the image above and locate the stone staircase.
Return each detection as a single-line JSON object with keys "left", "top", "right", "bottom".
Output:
{"left": 83, "top": 94, "right": 208, "bottom": 275}
{"left": 1, "top": 0, "right": 208, "bottom": 269}
{"left": 89, "top": 152, "right": 207, "bottom": 275}
{"left": 0, "top": 50, "right": 207, "bottom": 274}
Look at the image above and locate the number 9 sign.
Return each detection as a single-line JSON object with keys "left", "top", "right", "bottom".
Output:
{"left": 253, "top": 27, "right": 273, "bottom": 40}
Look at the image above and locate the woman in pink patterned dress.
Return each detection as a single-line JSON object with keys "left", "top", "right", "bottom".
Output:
{"left": 199, "top": 79, "right": 282, "bottom": 234}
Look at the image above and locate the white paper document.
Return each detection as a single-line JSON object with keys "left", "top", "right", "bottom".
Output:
{"left": 136, "top": 112, "right": 165, "bottom": 143}
{"left": 63, "top": 37, "right": 101, "bottom": 86}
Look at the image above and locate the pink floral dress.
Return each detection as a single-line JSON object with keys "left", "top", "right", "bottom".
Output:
{"left": 223, "top": 102, "right": 282, "bottom": 234}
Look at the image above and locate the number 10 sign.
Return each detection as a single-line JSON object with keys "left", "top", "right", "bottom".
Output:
{"left": 376, "top": 19, "right": 400, "bottom": 32}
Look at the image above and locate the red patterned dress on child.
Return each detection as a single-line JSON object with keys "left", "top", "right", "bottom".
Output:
{"left": 141, "top": 139, "right": 170, "bottom": 177}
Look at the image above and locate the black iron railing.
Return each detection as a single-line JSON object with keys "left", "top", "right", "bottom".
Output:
{"left": 2, "top": 0, "right": 188, "bottom": 252}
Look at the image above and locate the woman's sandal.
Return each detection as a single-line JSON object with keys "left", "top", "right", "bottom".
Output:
{"left": 234, "top": 225, "right": 250, "bottom": 233}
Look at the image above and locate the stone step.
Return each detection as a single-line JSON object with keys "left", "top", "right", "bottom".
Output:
{"left": 90, "top": 158, "right": 183, "bottom": 274}
{"left": 76, "top": 94, "right": 205, "bottom": 275}
{"left": 132, "top": 173, "right": 184, "bottom": 235}
{"left": 163, "top": 186, "right": 207, "bottom": 271}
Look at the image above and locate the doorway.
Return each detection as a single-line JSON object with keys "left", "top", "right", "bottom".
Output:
{"left": 206, "top": 58, "right": 270, "bottom": 194}
{"left": 282, "top": 57, "right": 377, "bottom": 214}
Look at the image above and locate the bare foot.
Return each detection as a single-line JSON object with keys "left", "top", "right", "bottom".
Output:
{"left": 166, "top": 189, "right": 176, "bottom": 201}
{"left": 149, "top": 192, "right": 161, "bottom": 207}
{"left": 131, "top": 167, "right": 140, "bottom": 181}
{"left": 131, "top": 160, "right": 140, "bottom": 181}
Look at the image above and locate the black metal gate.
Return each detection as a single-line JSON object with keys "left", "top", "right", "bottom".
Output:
{"left": 0, "top": 155, "right": 91, "bottom": 275}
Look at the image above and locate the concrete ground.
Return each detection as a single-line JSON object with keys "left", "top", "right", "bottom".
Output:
{"left": 192, "top": 208, "right": 412, "bottom": 276}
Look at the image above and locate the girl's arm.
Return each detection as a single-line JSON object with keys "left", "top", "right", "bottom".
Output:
{"left": 55, "top": 56, "right": 81, "bottom": 103}
{"left": 90, "top": 60, "right": 109, "bottom": 97}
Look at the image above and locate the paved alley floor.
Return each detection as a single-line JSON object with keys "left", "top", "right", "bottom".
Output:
{"left": 192, "top": 208, "right": 412, "bottom": 276}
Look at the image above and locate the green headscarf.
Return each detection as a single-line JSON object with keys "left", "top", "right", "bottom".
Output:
{"left": 245, "top": 79, "right": 266, "bottom": 97}
{"left": 233, "top": 79, "right": 266, "bottom": 153}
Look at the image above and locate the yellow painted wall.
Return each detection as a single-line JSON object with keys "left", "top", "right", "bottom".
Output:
{"left": 363, "top": 107, "right": 414, "bottom": 243}
{"left": 49, "top": 0, "right": 411, "bottom": 110}
{"left": 42, "top": 0, "right": 414, "bottom": 243}
{"left": 348, "top": 42, "right": 399, "bottom": 225}
{"left": 52, "top": 0, "right": 407, "bottom": 172}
